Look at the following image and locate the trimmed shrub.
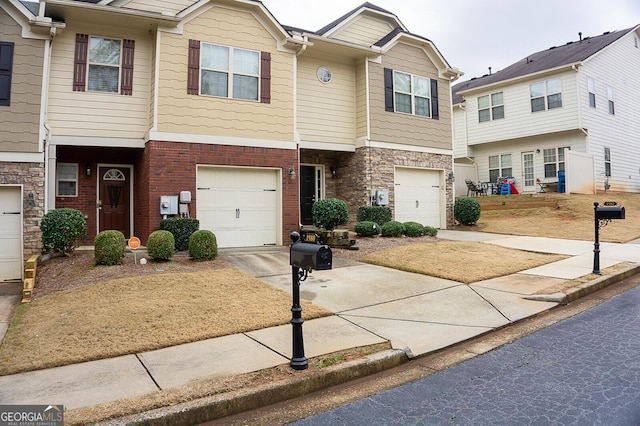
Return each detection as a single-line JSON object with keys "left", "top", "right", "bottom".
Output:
{"left": 312, "top": 198, "right": 349, "bottom": 230}
{"left": 189, "top": 230, "right": 218, "bottom": 261}
{"left": 424, "top": 226, "right": 438, "bottom": 237}
{"left": 40, "top": 208, "right": 87, "bottom": 255}
{"left": 94, "top": 230, "right": 126, "bottom": 265}
{"left": 357, "top": 206, "right": 392, "bottom": 226}
{"left": 381, "top": 220, "right": 405, "bottom": 237}
{"left": 147, "top": 230, "right": 175, "bottom": 260}
{"left": 454, "top": 197, "right": 482, "bottom": 225}
{"left": 354, "top": 221, "right": 380, "bottom": 237}
{"left": 160, "top": 218, "right": 199, "bottom": 251}
{"left": 403, "top": 222, "right": 425, "bottom": 237}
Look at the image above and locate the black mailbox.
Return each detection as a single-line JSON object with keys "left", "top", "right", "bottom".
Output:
{"left": 596, "top": 206, "right": 625, "bottom": 220}
{"left": 290, "top": 242, "right": 332, "bottom": 271}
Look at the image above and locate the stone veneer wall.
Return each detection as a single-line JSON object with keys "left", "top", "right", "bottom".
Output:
{"left": 301, "top": 147, "right": 454, "bottom": 229}
{"left": 0, "top": 162, "right": 45, "bottom": 259}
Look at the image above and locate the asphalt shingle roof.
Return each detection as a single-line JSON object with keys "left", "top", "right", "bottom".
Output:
{"left": 452, "top": 27, "right": 636, "bottom": 104}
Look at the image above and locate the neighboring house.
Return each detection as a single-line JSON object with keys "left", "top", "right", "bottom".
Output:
{"left": 35, "top": 0, "right": 460, "bottom": 250}
{"left": 452, "top": 26, "right": 640, "bottom": 196}
{"left": 0, "top": 0, "right": 64, "bottom": 282}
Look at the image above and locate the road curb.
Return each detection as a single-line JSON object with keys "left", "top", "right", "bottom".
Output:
{"left": 97, "top": 349, "right": 408, "bottom": 426}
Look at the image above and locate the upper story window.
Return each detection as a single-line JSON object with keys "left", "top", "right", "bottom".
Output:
{"left": 530, "top": 78, "right": 562, "bottom": 112}
{"left": 0, "top": 41, "right": 14, "bottom": 106}
{"left": 187, "top": 40, "right": 271, "bottom": 104}
{"left": 73, "top": 34, "right": 135, "bottom": 95}
{"left": 56, "top": 163, "right": 78, "bottom": 197}
{"left": 478, "top": 92, "right": 504, "bottom": 122}
{"left": 587, "top": 77, "right": 596, "bottom": 108}
{"left": 607, "top": 86, "right": 615, "bottom": 115}
{"left": 384, "top": 68, "right": 439, "bottom": 119}
{"left": 200, "top": 43, "right": 260, "bottom": 101}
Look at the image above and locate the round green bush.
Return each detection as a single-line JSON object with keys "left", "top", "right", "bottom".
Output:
{"left": 94, "top": 230, "right": 126, "bottom": 265}
{"left": 312, "top": 198, "right": 349, "bottom": 230}
{"left": 403, "top": 222, "right": 425, "bottom": 237}
{"left": 188, "top": 230, "right": 218, "bottom": 260}
{"left": 354, "top": 221, "right": 380, "bottom": 237}
{"left": 424, "top": 226, "right": 438, "bottom": 237}
{"left": 454, "top": 197, "right": 482, "bottom": 225}
{"left": 40, "top": 208, "right": 87, "bottom": 255}
{"left": 381, "top": 220, "right": 405, "bottom": 237}
{"left": 147, "top": 230, "right": 175, "bottom": 260}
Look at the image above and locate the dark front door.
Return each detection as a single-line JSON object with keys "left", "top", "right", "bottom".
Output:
{"left": 99, "top": 166, "right": 130, "bottom": 237}
{"left": 300, "top": 165, "right": 316, "bottom": 225}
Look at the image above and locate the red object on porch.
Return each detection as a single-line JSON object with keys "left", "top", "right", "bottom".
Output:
{"left": 509, "top": 183, "right": 519, "bottom": 194}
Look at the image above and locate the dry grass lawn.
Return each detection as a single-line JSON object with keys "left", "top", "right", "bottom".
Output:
{"left": 361, "top": 241, "right": 566, "bottom": 284}
{"left": 0, "top": 270, "right": 331, "bottom": 376}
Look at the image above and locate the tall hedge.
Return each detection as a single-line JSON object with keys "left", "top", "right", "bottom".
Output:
{"left": 160, "top": 218, "right": 199, "bottom": 251}
{"left": 357, "top": 206, "right": 392, "bottom": 226}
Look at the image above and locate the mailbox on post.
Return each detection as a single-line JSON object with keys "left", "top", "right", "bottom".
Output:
{"left": 593, "top": 202, "right": 625, "bottom": 274}
{"left": 290, "top": 242, "right": 332, "bottom": 271}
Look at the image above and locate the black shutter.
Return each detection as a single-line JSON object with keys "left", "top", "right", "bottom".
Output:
{"left": 431, "top": 79, "right": 439, "bottom": 119}
{"left": 0, "top": 42, "right": 13, "bottom": 106}
{"left": 384, "top": 68, "right": 394, "bottom": 112}
{"left": 260, "top": 51, "right": 271, "bottom": 103}
{"left": 73, "top": 34, "right": 88, "bottom": 92}
{"left": 120, "top": 39, "right": 135, "bottom": 95}
{"left": 187, "top": 39, "right": 200, "bottom": 95}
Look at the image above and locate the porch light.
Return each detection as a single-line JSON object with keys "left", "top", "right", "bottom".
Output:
{"left": 288, "top": 167, "right": 296, "bottom": 180}
{"left": 330, "top": 166, "right": 337, "bottom": 178}
{"left": 85, "top": 163, "right": 91, "bottom": 176}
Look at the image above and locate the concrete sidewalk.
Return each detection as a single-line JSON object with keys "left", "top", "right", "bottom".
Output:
{"left": 1, "top": 231, "right": 639, "bottom": 421}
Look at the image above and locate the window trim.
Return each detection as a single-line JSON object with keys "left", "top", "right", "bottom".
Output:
{"left": 604, "top": 147, "right": 611, "bottom": 177}
{"left": 489, "top": 154, "right": 513, "bottom": 182}
{"left": 478, "top": 91, "right": 504, "bottom": 122}
{"left": 73, "top": 34, "right": 134, "bottom": 95}
{"left": 384, "top": 67, "right": 439, "bottom": 119}
{"left": 530, "top": 77, "right": 563, "bottom": 112}
{"left": 587, "top": 77, "right": 596, "bottom": 108}
{"left": 607, "top": 86, "right": 615, "bottom": 115}
{"left": 199, "top": 42, "right": 261, "bottom": 101}
{"left": 543, "top": 147, "right": 568, "bottom": 179}
{"left": 56, "top": 163, "right": 79, "bottom": 197}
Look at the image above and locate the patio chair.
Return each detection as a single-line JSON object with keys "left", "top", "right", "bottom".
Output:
{"left": 465, "top": 179, "right": 486, "bottom": 196}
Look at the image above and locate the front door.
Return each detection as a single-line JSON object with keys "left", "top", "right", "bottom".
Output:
{"left": 300, "top": 165, "right": 317, "bottom": 225}
{"left": 99, "top": 166, "right": 130, "bottom": 237}
{"left": 521, "top": 152, "right": 535, "bottom": 193}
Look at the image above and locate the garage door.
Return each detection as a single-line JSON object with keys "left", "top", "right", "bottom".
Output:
{"left": 394, "top": 168, "right": 442, "bottom": 228}
{"left": 197, "top": 167, "right": 279, "bottom": 248}
{"left": 0, "top": 187, "right": 23, "bottom": 282}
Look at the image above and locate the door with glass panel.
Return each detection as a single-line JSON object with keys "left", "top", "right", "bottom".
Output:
{"left": 521, "top": 152, "right": 535, "bottom": 192}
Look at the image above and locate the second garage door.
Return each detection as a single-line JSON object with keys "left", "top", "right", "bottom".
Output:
{"left": 0, "top": 186, "right": 23, "bottom": 282}
{"left": 394, "top": 167, "right": 443, "bottom": 228}
{"left": 197, "top": 167, "right": 279, "bottom": 248}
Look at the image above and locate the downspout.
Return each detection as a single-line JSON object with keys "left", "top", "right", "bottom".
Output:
{"left": 41, "top": 3, "right": 58, "bottom": 213}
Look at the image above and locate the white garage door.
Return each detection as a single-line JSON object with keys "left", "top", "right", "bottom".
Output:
{"left": 394, "top": 168, "right": 442, "bottom": 228}
{"left": 0, "top": 187, "right": 23, "bottom": 282}
{"left": 197, "top": 167, "right": 279, "bottom": 248}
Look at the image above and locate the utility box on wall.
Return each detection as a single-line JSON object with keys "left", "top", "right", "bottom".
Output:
{"left": 375, "top": 190, "right": 389, "bottom": 206}
{"left": 160, "top": 195, "right": 178, "bottom": 215}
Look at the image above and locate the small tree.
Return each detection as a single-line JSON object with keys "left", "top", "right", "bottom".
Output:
{"left": 312, "top": 198, "right": 349, "bottom": 230}
{"left": 40, "top": 208, "right": 87, "bottom": 256}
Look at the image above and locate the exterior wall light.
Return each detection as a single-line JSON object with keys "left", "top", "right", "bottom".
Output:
{"left": 85, "top": 163, "right": 91, "bottom": 176}
{"left": 330, "top": 166, "right": 337, "bottom": 178}
{"left": 288, "top": 168, "right": 296, "bottom": 180}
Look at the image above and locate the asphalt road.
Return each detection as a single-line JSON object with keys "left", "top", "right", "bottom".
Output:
{"left": 289, "top": 283, "right": 640, "bottom": 425}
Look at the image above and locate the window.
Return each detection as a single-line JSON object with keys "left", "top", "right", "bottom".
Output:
{"left": 587, "top": 77, "right": 596, "bottom": 108}
{"left": 188, "top": 40, "right": 271, "bottom": 103}
{"left": 56, "top": 164, "right": 78, "bottom": 197}
{"left": 530, "top": 78, "right": 562, "bottom": 112}
{"left": 0, "top": 41, "right": 14, "bottom": 106}
{"left": 384, "top": 68, "right": 439, "bottom": 119}
{"left": 489, "top": 154, "right": 512, "bottom": 182}
{"left": 604, "top": 147, "right": 611, "bottom": 177}
{"left": 607, "top": 86, "right": 615, "bottom": 115}
{"left": 543, "top": 147, "right": 567, "bottom": 178}
{"left": 73, "top": 34, "right": 135, "bottom": 95}
{"left": 478, "top": 92, "right": 504, "bottom": 122}
{"left": 199, "top": 43, "right": 260, "bottom": 101}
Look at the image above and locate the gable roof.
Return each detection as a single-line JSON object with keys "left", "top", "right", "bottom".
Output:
{"left": 315, "top": 2, "right": 400, "bottom": 35}
{"left": 452, "top": 26, "right": 638, "bottom": 104}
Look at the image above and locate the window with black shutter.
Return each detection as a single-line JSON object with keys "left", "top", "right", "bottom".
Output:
{"left": 0, "top": 41, "right": 13, "bottom": 106}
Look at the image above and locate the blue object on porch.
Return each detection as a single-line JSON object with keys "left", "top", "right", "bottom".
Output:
{"left": 500, "top": 184, "right": 511, "bottom": 195}
{"left": 558, "top": 171, "right": 566, "bottom": 193}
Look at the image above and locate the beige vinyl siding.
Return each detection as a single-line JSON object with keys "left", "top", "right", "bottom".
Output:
{"left": 453, "top": 107, "right": 468, "bottom": 159}
{"left": 355, "top": 61, "right": 367, "bottom": 139}
{"left": 465, "top": 71, "right": 580, "bottom": 146}
{"left": 47, "top": 24, "right": 153, "bottom": 139}
{"left": 156, "top": 6, "right": 294, "bottom": 140}
{"left": 117, "top": 0, "right": 194, "bottom": 15}
{"left": 0, "top": 9, "right": 44, "bottom": 153}
{"left": 297, "top": 57, "right": 356, "bottom": 145}
{"left": 579, "top": 32, "right": 640, "bottom": 191}
{"left": 331, "top": 15, "right": 395, "bottom": 47}
{"left": 370, "top": 43, "right": 452, "bottom": 150}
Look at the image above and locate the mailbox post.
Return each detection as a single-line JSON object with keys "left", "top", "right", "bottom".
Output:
{"left": 593, "top": 202, "right": 625, "bottom": 274}
{"left": 289, "top": 231, "right": 332, "bottom": 370}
